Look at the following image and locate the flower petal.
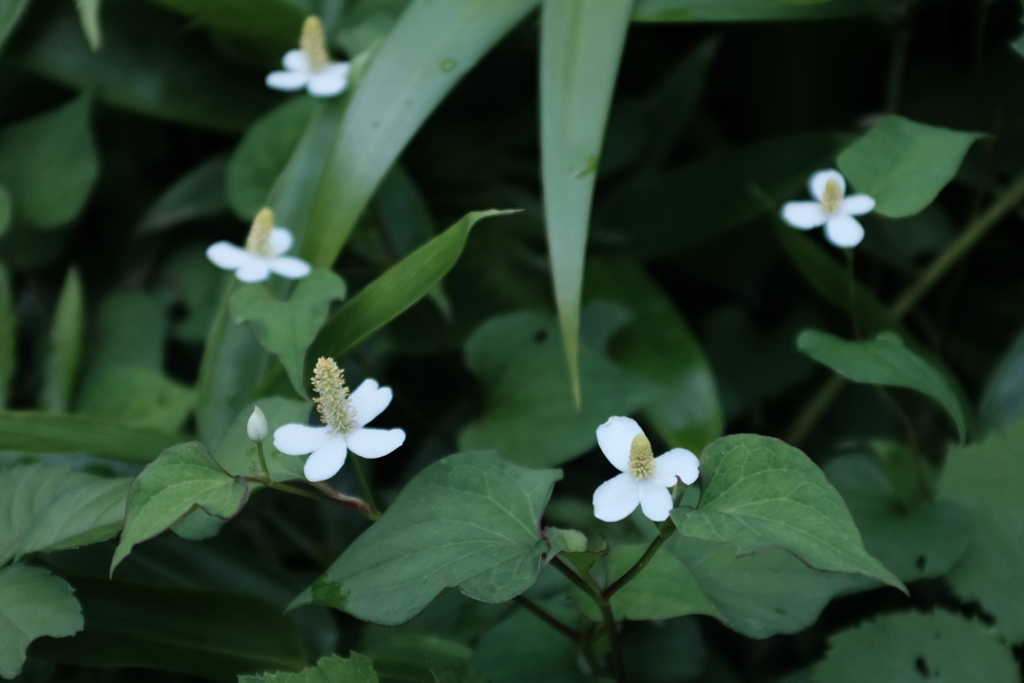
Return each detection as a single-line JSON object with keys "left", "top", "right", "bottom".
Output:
{"left": 307, "top": 68, "right": 349, "bottom": 97}
{"left": 282, "top": 49, "right": 308, "bottom": 72}
{"left": 268, "top": 256, "right": 312, "bottom": 279}
{"left": 652, "top": 448, "right": 701, "bottom": 487}
{"left": 348, "top": 378, "right": 393, "bottom": 428}
{"left": 780, "top": 201, "right": 827, "bottom": 229}
{"left": 266, "top": 70, "right": 309, "bottom": 92}
{"left": 274, "top": 424, "right": 332, "bottom": 455}
{"left": 235, "top": 258, "right": 272, "bottom": 283}
{"left": 206, "top": 241, "right": 250, "bottom": 270}
{"left": 809, "top": 169, "right": 846, "bottom": 202}
{"left": 593, "top": 472, "right": 641, "bottom": 522}
{"left": 303, "top": 435, "right": 348, "bottom": 482}
{"left": 824, "top": 214, "right": 865, "bottom": 248}
{"left": 841, "top": 193, "right": 875, "bottom": 216}
{"left": 269, "top": 227, "right": 294, "bottom": 256}
{"left": 595, "top": 416, "right": 644, "bottom": 473}
{"left": 347, "top": 427, "right": 405, "bottom": 459}
{"left": 637, "top": 479, "right": 674, "bottom": 521}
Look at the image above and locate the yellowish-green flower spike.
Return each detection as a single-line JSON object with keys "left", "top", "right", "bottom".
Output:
{"left": 628, "top": 434, "right": 656, "bottom": 480}
{"left": 245, "top": 207, "right": 275, "bottom": 257}
{"left": 821, "top": 178, "right": 843, "bottom": 215}
{"left": 300, "top": 15, "right": 330, "bottom": 74}
{"left": 312, "top": 357, "right": 354, "bottom": 433}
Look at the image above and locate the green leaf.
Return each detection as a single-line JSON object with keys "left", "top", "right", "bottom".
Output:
{"left": 796, "top": 329, "right": 968, "bottom": 441}
{"left": 472, "top": 604, "right": 586, "bottom": 683}
{"left": 309, "top": 210, "right": 512, "bottom": 362}
{"left": 111, "top": 442, "right": 249, "bottom": 573}
{"left": 212, "top": 397, "right": 312, "bottom": 482}
{"left": 0, "top": 0, "right": 31, "bottom": 53}
{"left": 0, "top": 261, "right": 14, "bottom": 408}
{"left": 299, "top": 0, "right": 538, "bottom": 267}
{"left": 813, "top": 610, "right": 1020, "bottom": 683}
{"left": 632, "top": 0, "right": 882, "bottom": 21}
{"left": 586, "top": 256, "right": 722, "bottom": 452}
{"left": 540, "top": 0, "right": 633, "bottom": 401}
{"left": 938, "top": 417, "right": 1024, "bottom": 641}
{"left": 0, "top": 410, "right": 184, "bottom": 461}
{"left": 980, "top": 323, "right": 1024, "bottom": 433}
{"left": 138, "top": 155, "right": 228, "bottom": 234}
{"left": 32, "top": 578, "right": 309, "bottom": 680}
{"left": 597, "top": 132, "right": 851, "bottom": 257}
{"left": 0, "top": 564, "right": 82, "bottom": 679}
{"left": 230, "top": 269, "right": 347, "bottom": 394}
{"left": 148, "top": 0, "right": 305, "bottom": 53}
{"left": 458, "top": 310, "right": 657, "bottom": 467}
{"left": 838, "top": 115, "right": 984, "bottom": 218}
{"left": 14, "top": 1, "right": 279, "bottom": 132}
{"left": 666, "top": 535, "right": 866, "bottom": 639}
{"left": 302, "top": 451, "right": 561, "bottom": 625}
{"left": 825, "top": 454, "right": 970, "bottom": 582}
{"left": 41, "top": 267, "right": 84, "bottom": 413}
{"left": 239, "top": 653, "right": 378, "bottom": 683}
{"left": 76, "top": 366, "right": 194, "bottom": 433}
{"left": 0, "top": 464, "right": 128, "bottom": 566}
{"left": 0, "top": 186, "right": 10, "bottom": 238}
{"left": 227, "top": 97, "right": 318, "bottom": 221}
{"left": 74, "top": 0, "right": 102, "bottom": 50}
{"left": 0, "top": 96, "right": 98, "bottom": 229}
{"left": 573, "top": 542, "right": 722, "bottom": 622}
{"left": 674, "top": 434, "right": 905, "bottom": 591}
{"left": 86, "top": 290, "right": 169, "bottom": 371}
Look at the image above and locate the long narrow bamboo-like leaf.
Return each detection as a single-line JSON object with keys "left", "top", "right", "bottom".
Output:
{"left": 540, "top": 0, "right": 634, "bottom": 403}
{"left": 0, "top": 0, "right": 31, "bottom": 53}
{"left": 299, "top": 0, "right": 538, "bottom": 268}
{"left": 42, "top": 267, "right": 83, "bottom": 413}
{"left": 0, "top": 410, "right": 183, "bottom": 462}
{"left": 309, "top": 210, "right": 512, "bottom": 363}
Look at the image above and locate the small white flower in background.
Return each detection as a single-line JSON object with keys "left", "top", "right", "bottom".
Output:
{"left": 273, "top": 357, "right": 405, "bottom": 482}
{"left": 266, "top": 16, "right": 350, "bottom": 98}
{"left": 206, "top": 207, "right": 312, "bottom": 283}
{"left": 592, "top": 416, "right": 700, "bottom": 523}
{"left": 780, "top": 169, "right": 876, "bottom": 248}
{"left": 247, "top": 406, "right": 268, "bottom": 442}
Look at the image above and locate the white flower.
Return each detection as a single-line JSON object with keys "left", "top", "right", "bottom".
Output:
{"left": 266, "top": 16, "right": 350, "bottom": 98}
{"left": 273, "top": 358, "right": 405, "bottom": 482}
{"left": 247, "top": 406, "right": 268, "bottom": 442}
{"left": 780, "top": 169, "right": 876, "bottom": 248}
{"left": 206, "top": 207, "right": 312, "bottom": 283}
{"left": 592, "top": 416, "right": 700, "bottom": 523}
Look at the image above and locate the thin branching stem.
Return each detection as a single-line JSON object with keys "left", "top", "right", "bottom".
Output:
{"left": 513, "top": 595, "right": 582, "bottom": 644}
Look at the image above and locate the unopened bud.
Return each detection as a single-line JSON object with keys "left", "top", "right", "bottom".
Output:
{"left": 247, "top": 406, "right": 268, "bottom": 442}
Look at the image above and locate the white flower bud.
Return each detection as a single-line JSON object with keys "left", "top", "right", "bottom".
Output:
{"left": 247, "top": 406, "right": 268, "bottom": 442}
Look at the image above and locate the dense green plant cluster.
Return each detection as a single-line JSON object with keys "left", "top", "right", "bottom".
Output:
{"left": 1, "top": 0, "right": 1024, "bottom": 682}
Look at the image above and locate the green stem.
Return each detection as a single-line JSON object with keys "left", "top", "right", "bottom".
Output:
{"left": 845, "top": 249, "right": 861, "bottom": 340}
{"left": 256, "top": 440, "right": 270, "bottom": 479}
{"left": 348, "top": 455, "right": 380, "bottom": 517}
{"left": 604, "top": 521, "right": 673, "bottom": 600}
{"left": 550, "top": 558, "right": 627, "bottom": 683}
{"left": 889, "top": 173, "right": 1024, "bottom": 320}
{"left": 513, "top": 595, "right": 582, "bottom": 644}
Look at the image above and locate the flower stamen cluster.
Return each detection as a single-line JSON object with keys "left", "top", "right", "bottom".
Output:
{"left": 299, "top": 16, "right": 330, "bottom": 73}
{"left": 244, "top": 208, "right": 275, "bottom": 257}
{"left": 628, "top": 434, "right": 656, "bottom": 480}
{"left": 312, "top": 357, "right": 354, "bottom": 433}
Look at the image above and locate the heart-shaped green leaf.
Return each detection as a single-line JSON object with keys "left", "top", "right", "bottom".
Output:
{"left": 301, "top": 451, "right": 561, "bottom": 625}
{"left": 674, "top": 434, "right": 905, "bottom": 592}
{"left": 231, "top": 269, "right": 347, "bottom": 395}
{"left": 111, "top": 441, "right": 249, "bottom": 573}
{"left": 0, "top": 564, "right": 83, "bottom": 679}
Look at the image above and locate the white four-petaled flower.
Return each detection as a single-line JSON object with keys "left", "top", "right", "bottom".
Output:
{"left": 266, "top": 16, "right": 350, "bottom": 98}
{"left": 206, "top": 207, "right": 312, "bottom": 283}
{"left": 273, "top": 357, "right": 405, "bottom": 482}
{"left": 592, "top": 416, "right": 700, "bottom": 523}
{"left": 781, "top": 169, "right": 876, "bottom": 248}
